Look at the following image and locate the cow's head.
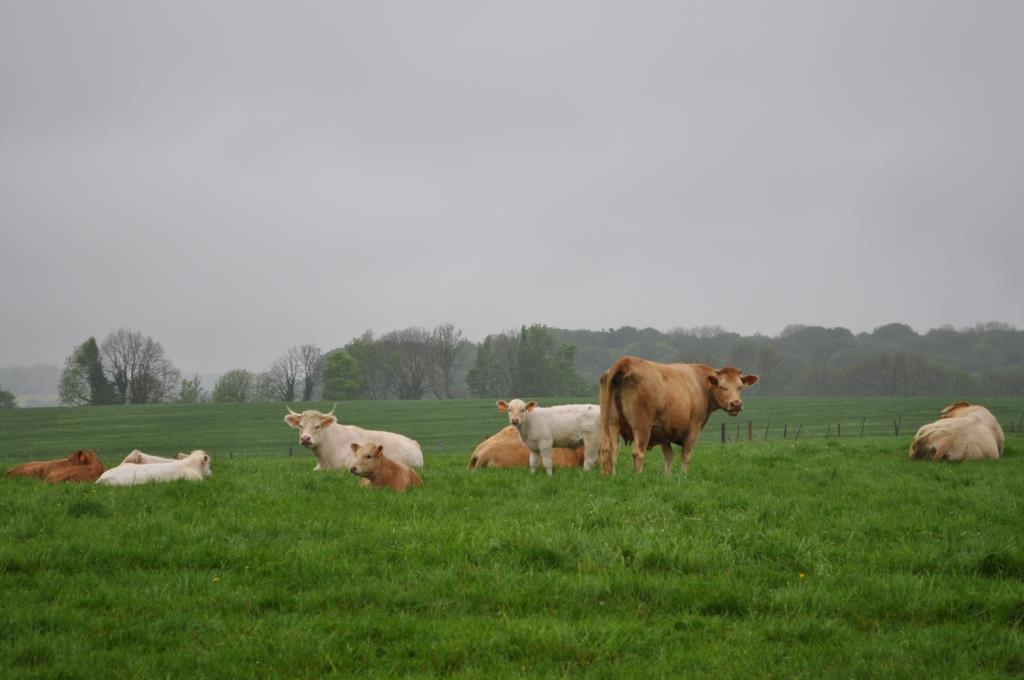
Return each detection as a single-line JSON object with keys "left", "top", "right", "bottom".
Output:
{"left": 497, "top": 399, "right": 536, "bottom": 428}
{"left": 284, "top": 405, "right": 338, "bottom": 448}
{"left": 707, "top": 367, "right": 758, "bottom": 416}
{"left": 939, "top": 401, "right": 972, "bottom": 419}
{"left": 77, "top": 449, "right": 100, "bottom": 466}
{"left": 349, "top": 442, "right": 383, "bottom": 477}
{"left": 183, "top": 450, "right": 212, "bottom": 477}
{"left": 68, "top": 450, "right": 91, "bottom": 465}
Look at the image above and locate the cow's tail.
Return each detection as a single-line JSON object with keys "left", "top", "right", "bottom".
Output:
{"left": 598, "top": 359, "right": 630, "bottom": 475}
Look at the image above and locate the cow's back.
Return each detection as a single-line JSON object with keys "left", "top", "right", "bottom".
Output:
{"left": 910, "top": 417, "right": 1000, "bottom": 461}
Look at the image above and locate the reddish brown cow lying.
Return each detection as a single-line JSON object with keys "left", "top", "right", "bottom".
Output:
{"left": 598, "top": 357, "right": 758, "bottom": 475}
{"left": 467, "top": 426, "right": 585, "bottom": 469}
{"left": 5, "top": 449, "right": 106, "bottom": 483}
{"left": 909, "top": 402, "right": 1005, "bottom": 462}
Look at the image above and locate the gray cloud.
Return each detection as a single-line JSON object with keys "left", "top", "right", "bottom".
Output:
{"left": 2, "top": 1, "right": 1021, "bottom": 373}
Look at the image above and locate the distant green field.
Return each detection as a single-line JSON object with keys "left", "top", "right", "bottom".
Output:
{"left": 1, "top": 399, "right": 1023, "bottom": 677}
{"left": 1, "top": 396, "right": 1021, "bottom": 463}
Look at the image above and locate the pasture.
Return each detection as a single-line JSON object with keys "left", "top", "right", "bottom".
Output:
{"left": 2, "top": 398, "right": 1024, "bottom": 677}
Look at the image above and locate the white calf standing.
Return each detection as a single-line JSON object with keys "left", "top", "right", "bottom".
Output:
{"left": 496, "top": 399, "right": 601, "bottom": 476}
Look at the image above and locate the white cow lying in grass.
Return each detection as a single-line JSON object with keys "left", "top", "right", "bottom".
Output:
{"left": 97, "top": 450, "right": 212, "bottom": 486}
{"left": 284, "top": 405, "right": 424, "bottom": 471}
{"left": 496, "top": 399, "right": 601, "bottom": 476}
{"left": 120, "top": 450, "right": 188, "bottom": 465}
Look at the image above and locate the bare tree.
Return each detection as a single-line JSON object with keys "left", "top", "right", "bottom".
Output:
{"left": 379, "top": 328, "right": 433, "bottom": 400}
{"left": 101, "top": 328, "right": 181, "bottom": 404}
{"left": 429, "top": 323, "right": 464, "bottom": 399}
{"left": 268, "top": 347, "right": 303, "bottom": 402}
{"left": 298, "top": 344, "right": 322, "bottom": 401}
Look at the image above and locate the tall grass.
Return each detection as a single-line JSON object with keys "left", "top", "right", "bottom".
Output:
{"left": 1, "top": 399, "right": 1023, "bottom": 677}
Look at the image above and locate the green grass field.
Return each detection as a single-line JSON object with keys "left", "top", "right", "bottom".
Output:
{"left": 2, "top": 398, "right": 1023, "bottom": 677}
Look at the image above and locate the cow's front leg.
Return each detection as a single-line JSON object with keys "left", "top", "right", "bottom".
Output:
{"left": 529, "top": 449, "right": 540, "bottom": 474}
{"left": 540, "top": 442, "right": 554, "bottom": 477}
{"left": 681, "top": 429, "right": 700, "bottom": 474}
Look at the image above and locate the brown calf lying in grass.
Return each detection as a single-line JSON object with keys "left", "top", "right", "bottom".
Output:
{"left": 467, "top": 426, "right": 585, "bottom": 469}
{"left": 349, "top": 442, "right": 422, "bottom": 492}
{"left": 5, "top": 449, "right": 106, "bottom": 483}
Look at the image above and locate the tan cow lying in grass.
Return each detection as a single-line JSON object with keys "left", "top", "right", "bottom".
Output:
{"left": 349, "top": 443, "right": 422, "bottom": 492}
{"left": 468, "top": 426, "right": 585, "bottom": 469}
{"left": 909, "top": 402, "right": 1005, "bottom": 462}
{"left": 97, "top": 450, "right": 212, "bottom": 486}
{"left": 6, "top": 449, "right": 105, "bottom": 483}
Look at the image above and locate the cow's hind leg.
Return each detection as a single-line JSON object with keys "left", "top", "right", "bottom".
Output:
{"left": 661, "top": 443, "right": 674, "bottom": 477}
{"left": 631, "top": 429, "right": 652, "bottom": 474}
{"left": 540, "top": 442, "right": 554, "bottom": 477}
{"left": 583, "top": 436, "right": 600, "bottom": 471}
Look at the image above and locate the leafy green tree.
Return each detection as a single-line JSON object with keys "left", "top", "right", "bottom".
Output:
{"left": 0, "top": 384, "right": 16, "bottom": 408}
{"left": 212, "top": 369, "right": 255, "bottom": 403}
{"left": 467, "top": 336, "right": 502, "bottom": 398}
{"left": 321, "top": 350, "right": 364, "bottom": 400}
{"left": 487, "top": 325, "right": 590, "bottom": 397}
{"left": 179, "top": 375, "right": 206, "bottom": 403}
{"left": 59, "top": 337, "right": 116, "bottom": 405}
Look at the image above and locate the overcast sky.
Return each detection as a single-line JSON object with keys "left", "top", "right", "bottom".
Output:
{"left": 1, "top": 1, "right": 1021, "bottom": 374}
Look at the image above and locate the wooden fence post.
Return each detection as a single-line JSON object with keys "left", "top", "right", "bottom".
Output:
{"left": 893, "top": 415, "right": 902, "bottom": 437}
{"left": 747, "top": 421, "right": 752, "bottom": 442}
{"left": 860, "top": 417, "right": 866, "bottom": 437}
{"left": 838, "top": 422, "right": 842, "bottom": 437}
{"left": 721, "top": 422, "right": 726, "bottom": 444}
{"left": 783, "top": 424, "right": 788, "bottom": 439}
{"left": 795, "top": 424, "right": 802, "bottom": 441}
{"left": 825, "top": 424, "right": 831, "bottom": 439}
{"left": 763, "top": 422, "right": 770, "bottom": 441}
{"left": 736, "top": 422, "right": 740, "bottom": 443}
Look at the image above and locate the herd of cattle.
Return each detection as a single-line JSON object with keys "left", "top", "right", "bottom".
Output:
{"left": 4, "top": 357, "right": 1009, "bottom": 492}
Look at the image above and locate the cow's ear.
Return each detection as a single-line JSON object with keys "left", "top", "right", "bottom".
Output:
{"left": 525, "top": 401, "right": 537, "bottom": 412}
{"left": 350, "top": 443, "right": 360, "bottom": 454}
{"left": 74, "top": 450, "right": 85, "bottom": 463}
{"left": 321, "top": 414, "right": 336, "bottom": 428}
{"left": 202, "top": 454, "right": 209, "bottom": 465}
{"left": 741, "top": 374, "right": 759, "bottom": 386}
{"left": 284, "top": 414, "right": 301, "bottom": 428}
{"left": 706, "top": 374, "right": 720, "bottom": 388}
{"left": 496, "top": 400, "right": 508, "bottom": 412}
{"left": 373, "top": 445, "right": 383, "bottom": 458}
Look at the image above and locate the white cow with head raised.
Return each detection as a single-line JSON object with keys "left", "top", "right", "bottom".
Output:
{"left": 284, "top": 405, "right": 424, "bottom": 471}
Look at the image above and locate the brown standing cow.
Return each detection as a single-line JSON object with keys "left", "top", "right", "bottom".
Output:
{"left": 598, "top": 357, "right": 758, "bottom": 475}
{"left": 5, "top": 449, "right": 106, "bottom": 483}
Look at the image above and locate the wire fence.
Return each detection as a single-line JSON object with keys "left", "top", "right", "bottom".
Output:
{"left": 709, "top": 413, "right": 1024, "bottom": 444}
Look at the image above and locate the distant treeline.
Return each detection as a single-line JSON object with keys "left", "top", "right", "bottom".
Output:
{"left": 9, "top": 321, "right": 1023, "bottom": 408}
{"left": 319, "top": 321, "right": 1024, "bottom": 400}
{"left": 550, "top": 322, "right": 1024, "bottom": 397}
